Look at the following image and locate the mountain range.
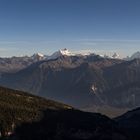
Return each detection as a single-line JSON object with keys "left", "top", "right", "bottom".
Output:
{"left": 0, "top": 53, "right": 46, "bottom": 74}
{"left": 0, "top": 49, "right": 139, "bottom": 74}
{"left": 0, "top": 49, "right": 140, "bottom": 117}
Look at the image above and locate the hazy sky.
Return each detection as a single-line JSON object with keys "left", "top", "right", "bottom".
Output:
{"left": 0, "top": 0, "right": 140, "bottom": 57}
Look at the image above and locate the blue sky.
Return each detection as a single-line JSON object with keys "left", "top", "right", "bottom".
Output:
{"left": 0, "top": 0, "right": 140, "bottom": 57}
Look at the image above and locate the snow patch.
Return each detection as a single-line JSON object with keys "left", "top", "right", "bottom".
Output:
{"left": 91, "top": 85, "right": 98, "bottom": 93}
{"left": 31, "top": 53, "right": 46, "bottom": 60}
{"left": 48, "top": 48, "right": 74, "bottom": 60}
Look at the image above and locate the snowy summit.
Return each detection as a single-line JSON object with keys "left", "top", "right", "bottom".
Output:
{"left": 32, "top": 53, "right": 45, "bottom": 60}
{"left": 48, "top": 48, "right": 74, "bottom": 60}
{"left": 130, "top": 51, "right": 140, "bottom": 60}
{"left": 112, "top": 53, "right": 120, "bottom": 59}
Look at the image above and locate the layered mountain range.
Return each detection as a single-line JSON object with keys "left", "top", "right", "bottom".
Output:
{"left": 0, "top": 53, "right": 46, "bottom": 74}
{"left": 0, "top": 49, "right": 140, "bottom": 117}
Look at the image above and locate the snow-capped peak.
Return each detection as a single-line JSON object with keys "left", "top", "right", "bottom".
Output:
{"left": 60, "top": 48, "right": 71, "bottom": 55}
{"left": 99, "top": 53, "right": 120, "bottom": 59}
{"left": 112, "top": 53, "right": 120, "bottom": 59}
{"left": 31, "top": 53, "right": 45, "bottom": 60}
{"left": 48, "top": 48, "right": 73, "bottom": 60}
{"left": 33, "top": 53, "right": 44, "bottom": 57}
{"left": 124, "top": 51, "right": 140, "bottom": 61}
{"left": 131, "top": 51, "right": 140, "bottom": 59}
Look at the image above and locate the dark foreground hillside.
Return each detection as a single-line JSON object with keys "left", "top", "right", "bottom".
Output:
{"left": 116, "top": 107, "right": 140, "bottom": 140}
{"left": 0, "top": 86, "right": 127, "bottom": 140}
{"left": 0, "top": 86, "right": 72, "bottom": 138}
{"left": 13, "top": 109, "right": 127, "bottom": 140}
